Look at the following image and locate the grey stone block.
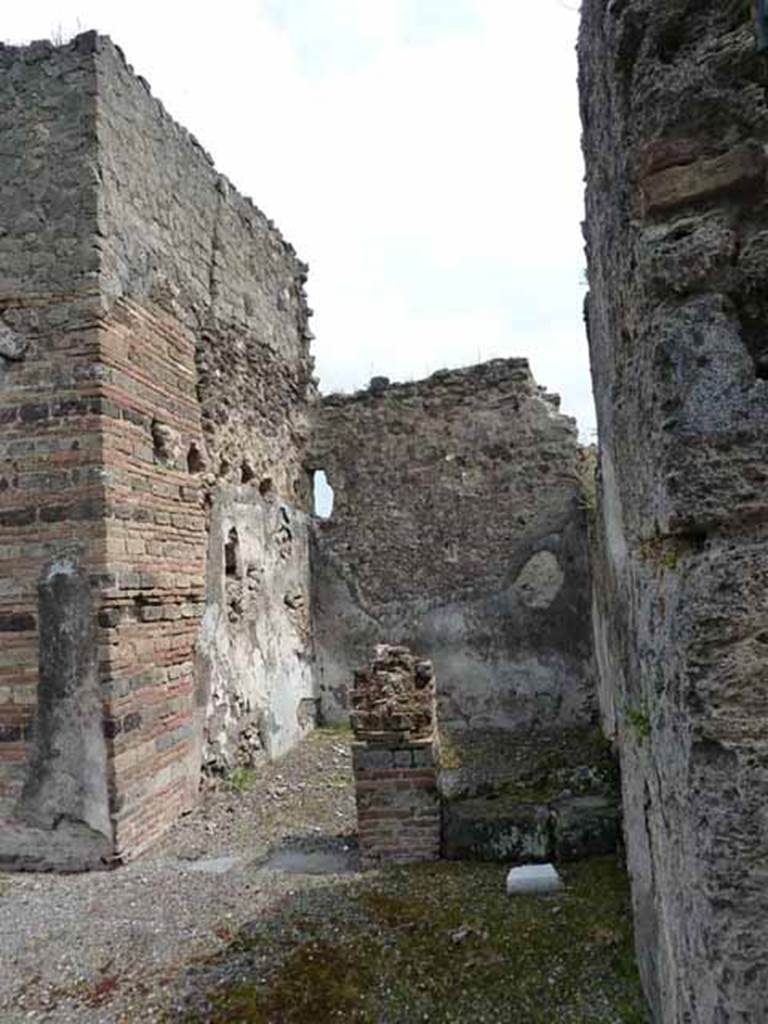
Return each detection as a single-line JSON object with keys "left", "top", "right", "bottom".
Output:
{"left": 442, "top": 796, "right": 551, "bottom": 863}
{"left": 352, "top": 746, "right": 394, "bottom": 771}
{"left": 552, "top": 796, "right": 620, "bottom": 863}
{"left": 411, "top": 745, "right": 437, "bottom": 768}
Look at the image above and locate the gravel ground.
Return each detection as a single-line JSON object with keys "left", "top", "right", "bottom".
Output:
{"left": 174, "top": 857, "right": 648, "bottom": 1024}
{"left": 0, "top": 728, "right": 357, "bottom": 1023}
{"left": 0, "top": 728, "right": 647, "bottom": 1023}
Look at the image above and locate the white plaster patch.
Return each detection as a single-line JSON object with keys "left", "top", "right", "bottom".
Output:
{"left": 514, "top": 551, "right": 564, "bottom": 609}
{"left": 45, "top": 558, "right": 77, "bottom": 581}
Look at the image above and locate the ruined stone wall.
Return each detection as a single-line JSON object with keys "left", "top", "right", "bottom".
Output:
{"left": 92, "top": 37, "right": 316, "bottom": 829}
{"left": 0, "top": 34, "right": 316, "bottom": 867}
{"left": 580, "top": 3, "right": 768, "bottom": 1019}
{"left": 309, "top": 361, "right": 612, "bottom": 860}
{"left": 310, "top": 360, "right": 591, "bottom": 725}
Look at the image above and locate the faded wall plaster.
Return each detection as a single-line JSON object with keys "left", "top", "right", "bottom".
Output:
{"left": 309, "top": 360, "right": 593, "bottom": 730}
{"left": 197, "top": 491, "right": 315, "bottom": 772}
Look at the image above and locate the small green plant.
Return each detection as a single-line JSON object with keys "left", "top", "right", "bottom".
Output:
{"left": 437, "top": 733, "right": 462, "bottom": 770}
{"left": 624, "top": 701, "right": 651, "bottom": 744}
{"left": 639, "top": 536, "right": 680, "bottom": 572}
{"left": 226, "top": 765, "right": 257, "bottom": 794}
{"left": 315, "top": 720, "right": 353, "bottom": 740}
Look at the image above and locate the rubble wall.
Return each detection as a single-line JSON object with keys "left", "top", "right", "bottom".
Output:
{"left": 579, "top": 3, "right": 768, "bottom": 1019}
{"left": 0, "top": 33, "right": 316, "bottom": 866}
{"left": 309, "top": 360, "right": 609, "bottom": 859}
{"left": 310, "top": 360, "right": 592, "bottom": 727}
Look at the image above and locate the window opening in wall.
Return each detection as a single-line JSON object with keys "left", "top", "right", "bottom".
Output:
{"left": 259, "top": 477, "right": 274, "bottom": 497}
{"left": 312, "top": 469, "right": 334, "bottom": 519}
{"left": 241, "top": 461, "right": 255, "bottom": 484}
{"left": 224, "top": 527, "right": 240, "bottom": 578}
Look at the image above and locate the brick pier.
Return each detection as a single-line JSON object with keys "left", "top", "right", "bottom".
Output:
{"left": 351, "top": 645, "right": 440, "bottom": 867}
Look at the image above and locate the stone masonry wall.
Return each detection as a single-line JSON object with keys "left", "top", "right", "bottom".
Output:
{"left": 580, "top": 3, "right": 768, "bottom": 1020}
{"left": 309, "top": 360, "right": 592, "bottom": 726}
{"left": 309, "top": 360, "right": 615, "bottom": 862}
{"left": 0, "top": 34, "right": 316, "bottom": 868}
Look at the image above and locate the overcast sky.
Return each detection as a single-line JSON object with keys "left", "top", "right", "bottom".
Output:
{"left": 4, "top": 1, "right": 594, "bottom": 437}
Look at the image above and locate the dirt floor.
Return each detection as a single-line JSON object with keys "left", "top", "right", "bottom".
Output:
{"left": 0, "top": 728, "right": 648, "bottom": 1023}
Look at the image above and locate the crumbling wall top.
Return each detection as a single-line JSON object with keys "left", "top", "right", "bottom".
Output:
{"left": 321, "top": 357, "right": 566, "bottom": 413}
{"left": 351, "top": 645, "right": 436, "bottom": 743}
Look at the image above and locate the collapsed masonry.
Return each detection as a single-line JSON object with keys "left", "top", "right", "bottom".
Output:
{"left": 580, "top": 2, "right": 768, "bottom": 1021}
{"left": 0, "top": 33, "right": 613, "bottom": 872}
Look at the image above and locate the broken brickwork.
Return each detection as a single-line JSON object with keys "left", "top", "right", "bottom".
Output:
{"left": 351, "top": 646, "right": 440, "bottom": 867}
{"left": 580, "top": 2, "right": 768, "bottom": 1019}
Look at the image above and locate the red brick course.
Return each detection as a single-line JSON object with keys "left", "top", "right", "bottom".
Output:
{"left": 0, "top": 296, "right": 206, "bottom": 860}
{"left": 351, "top": 645, "right": 440, "bottom": 868}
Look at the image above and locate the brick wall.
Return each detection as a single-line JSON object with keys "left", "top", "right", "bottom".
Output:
{"left": 351, "top": 646, "right": 440, "bottom": 867}
{"left": 0, "top": 33, "right": 316, "bottom": 868}
{"left": 0, "top": 35, "right": 106, "bottom": 822}
{"left": 353, "top": 742, "right": 440, "bottom": 868}
{"left": 97, "top": 299, "right": 206, "bottom": 859}
{"left": 0, "top": 310, "right": 107, "bottom": 818}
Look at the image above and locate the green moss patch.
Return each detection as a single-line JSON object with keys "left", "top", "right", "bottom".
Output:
{"left": 176, "top": 857, "right": 648, "bottom": 1023}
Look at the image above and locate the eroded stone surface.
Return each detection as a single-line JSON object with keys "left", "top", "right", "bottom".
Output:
{"left": 309, "top": 360, "right": 594, "bottom": 737}
{"left": 1, "top": 565, "right": 112, "bottom": 871}
{"left": 351, "top": 644, "right": 436, "bottom": 743}
{"left": 0, "top": 323, "right": 28, "bottom": 362}
{"left": 580, "top": 3, "right": 768, "bottom": 1019}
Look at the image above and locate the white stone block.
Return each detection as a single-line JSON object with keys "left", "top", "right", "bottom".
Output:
{"left": 506, "top": 863, "right": 563, "bottom": 895}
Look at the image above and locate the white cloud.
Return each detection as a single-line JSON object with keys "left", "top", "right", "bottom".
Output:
{"left": 3, "top": 1, "right": 593, "bottom": 435}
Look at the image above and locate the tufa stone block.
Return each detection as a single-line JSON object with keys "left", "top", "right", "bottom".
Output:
{"left": 641, "top": 142, "right": 767, "bottom": 216}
